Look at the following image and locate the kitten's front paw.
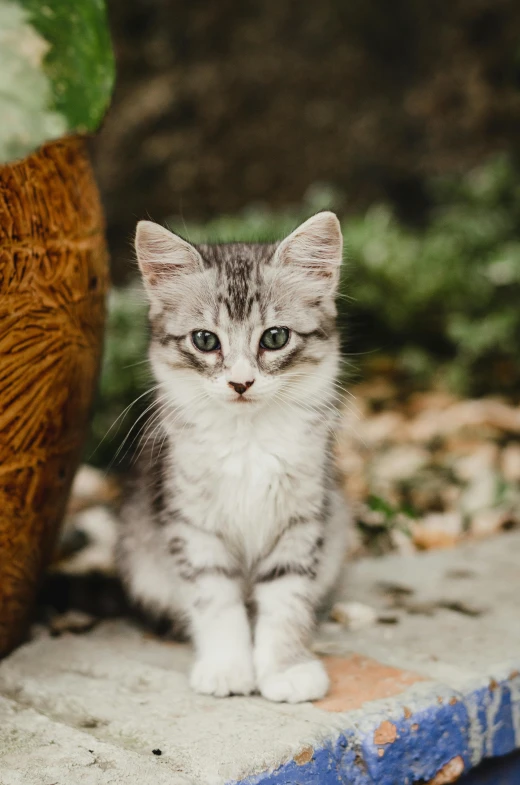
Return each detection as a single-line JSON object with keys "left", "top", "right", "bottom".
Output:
{"left": 259, "top": 659, "right": 329, "bottom": 703}
{"left": 190, "top": 657, "right": 256, "bottom": 697}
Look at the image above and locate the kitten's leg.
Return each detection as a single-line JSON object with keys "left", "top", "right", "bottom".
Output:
{"left": 168, "top": 526, "right": 255, "bottom": 697}
{"left": 253, "top": 519, "right": 329, "bottom": 703}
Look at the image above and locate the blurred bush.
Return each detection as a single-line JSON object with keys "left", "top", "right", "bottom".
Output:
{"left": 87, "top": 155, "right": 520, "bottom": 467}
{"left": 93, "top": 0, "right": 520, "bottom": 280}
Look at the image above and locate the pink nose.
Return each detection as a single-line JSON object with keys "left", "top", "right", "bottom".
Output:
{"left": 228, "top": 380, "right": 254, "bottom": 395}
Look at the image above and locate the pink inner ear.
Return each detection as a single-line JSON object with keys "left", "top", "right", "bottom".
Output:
{"left": 294, "top": 238, "right": 340, "bottom": 278}
{"left": 278, "top": 218, "right": 342, "bottom": 280}
{"left": 135, "top": 221, "right": 202, "bottom": 286}
{"left": 141, "top": 262, "right": 180, "bottom": 287}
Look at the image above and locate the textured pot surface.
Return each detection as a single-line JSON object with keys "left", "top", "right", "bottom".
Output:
{"left": 0, "top": 138, "right": 109, "bottom": 657}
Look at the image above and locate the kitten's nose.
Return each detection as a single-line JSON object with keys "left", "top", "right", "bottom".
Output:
{"left": 228, "top": 380, "right": 254, "bottom": 395}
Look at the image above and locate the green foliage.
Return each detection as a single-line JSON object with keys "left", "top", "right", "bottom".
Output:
{"left": 347, "top": 155, "right": 520, "bottom": 393}
{"left": 0, "top": 0, "right": 114, "bottom": 163}
{"left": 90, "top": 156, "right": 520, "bottom": 466}
{"left": 87, "top": 286, "right": 150, "bottom": 470}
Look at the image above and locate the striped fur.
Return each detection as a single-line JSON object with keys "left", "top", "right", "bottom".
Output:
{"left": 117, "top": 212, "right": 350, "bottom": 703}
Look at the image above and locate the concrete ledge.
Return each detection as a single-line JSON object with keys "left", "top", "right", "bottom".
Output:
{"left": 1, "top": 533, "right": 519, "bottom": 784}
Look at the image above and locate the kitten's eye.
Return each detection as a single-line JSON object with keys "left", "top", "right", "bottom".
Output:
{"left": 192, "top": 330, "right": 220, "bottom": 352}
{"left": 260, "top": 327, "right": 290, "bottom": 351}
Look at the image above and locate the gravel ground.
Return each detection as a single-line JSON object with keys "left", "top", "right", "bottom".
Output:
{"left": 337, "top": 378, "right": 520, "bottom": 556}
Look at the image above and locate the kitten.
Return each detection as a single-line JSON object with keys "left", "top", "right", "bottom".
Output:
{"left": 117, "top": 211, "right": 350, "bottom": 703}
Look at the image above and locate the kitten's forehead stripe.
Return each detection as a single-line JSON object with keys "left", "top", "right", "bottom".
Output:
{"left": 196, "top": 242, "right": 276, "bottom": 322}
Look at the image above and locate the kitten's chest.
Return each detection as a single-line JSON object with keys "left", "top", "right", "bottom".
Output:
{"left": 175, "top": 418, "right": 321, "bottom": 559}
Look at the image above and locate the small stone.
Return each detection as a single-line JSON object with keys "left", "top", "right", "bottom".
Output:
{"left": 390, "top": 527, "right": 416, "bottom": 555}
{"left": 412, "top": 512, "right": 463, "bottom": 550}
{"left": 67, "top": 465, "right": 120, "bottom": 514}
{"left": 377, "top": 614, "right": 400, "bottom": 624}
{"left": 409, "top": 400, "right": 520, "bottom": 442}
{"left": 29, "top": 623, "right": 51, "bottom": 641}
{"left": 353, "top": 501, "right": 388, "bottom": 529}
{"left": 318, "top": 621, "right": 342, "bottom": 636}
{"left": 80, "top": 717, "right": 100, "bottom": 729}
{"left": 330, "top": 601, "right": 378, "bottom": 630}
{"left": 49, "top": 610, "right": 97, "bottom": 636}
{"left": 404, "top": 601, "right": 437, "bottom": 616}
{"left": 438, "top": 599, "right": 485, "bottom": 617}
{"left": 459, "top": 472, "right": 499, "bottom": 517}
{"left": 444, "top": 437, "right": 489, "bottom": 458}
{"left": 408, "top": 391, "right": 457, "bottom": 415}
{"left": 371, "top": 445, "right": 429, "bottom": 485}
{"left": 470, "top": 508, "right": 509, "bottom": 539}
{"left": 478, "top": 400, "right": 520, "bottom": 433}
{"left": 407, "top": 409, "right": 447, "bottom": 443}
{"left": 377, "top": 581, "right": 413, "bottom": 598}
{"left": 501, "top": 444, "right": 520, "bottom": 482}
{"left": 453, "top": 444, "right": 498, "bottom": 483}
{"left": 362, "top": 412, "right": 406, "bottom": 446}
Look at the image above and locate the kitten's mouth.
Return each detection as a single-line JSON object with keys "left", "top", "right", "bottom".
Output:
{"left": 228, "top": 392, "right": 257, "bottom": 404}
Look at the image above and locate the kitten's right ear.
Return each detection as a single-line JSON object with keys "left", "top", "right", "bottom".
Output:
{"left": 273, "top": 211, "right": 343, "bottom": 291}
{"left": 135, "top": 221, "right": 203, "bottom": 289}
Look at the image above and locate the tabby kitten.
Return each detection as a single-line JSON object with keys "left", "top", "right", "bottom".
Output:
{"left": 117, "top": 212, "right": 350, "bottom": 703}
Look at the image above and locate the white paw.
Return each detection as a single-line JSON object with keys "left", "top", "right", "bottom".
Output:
{"left": 190, "top": 657, "right": 256, "bottom": 697}
{"left": 259, "top": 659, "right": 329, "bottom": 703}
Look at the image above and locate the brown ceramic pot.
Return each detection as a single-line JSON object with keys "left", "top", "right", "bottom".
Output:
{"left": 0, "top": 138, "right": 109, "bottom": 657}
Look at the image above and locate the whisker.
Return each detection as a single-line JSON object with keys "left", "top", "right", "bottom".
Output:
{"left": 121, "top": 358, "right": 151, "bottom": 370}
{"left": 108, "top": 391, "right": 171, "bottom": 470}
{"left": 129, "top": 398, "right": 181, "bottom": 465}
{"left": 90, "top": 383, "right": 162, "bottom": 461}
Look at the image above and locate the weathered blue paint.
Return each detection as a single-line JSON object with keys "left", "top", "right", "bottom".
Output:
{"left": 234, "top": 676, "right": 520, "bottom": 785}
{"left": 473, "top": 681, "right": 516, "bottom": 758}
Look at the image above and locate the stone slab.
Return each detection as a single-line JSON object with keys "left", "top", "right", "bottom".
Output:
{"left": 0, "top": 532, "right": 519, "bottom": 784}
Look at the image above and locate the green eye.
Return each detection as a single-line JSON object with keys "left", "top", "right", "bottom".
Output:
{"left": 192, "top": 330, "right": 220, "bottom": 352}
{"left": 260, "top": 327, "right": 290, "bottom": 351}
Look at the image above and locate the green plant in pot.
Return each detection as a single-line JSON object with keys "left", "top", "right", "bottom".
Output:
{"left": 0, "top": 0, "right": 114, "bottom": 656}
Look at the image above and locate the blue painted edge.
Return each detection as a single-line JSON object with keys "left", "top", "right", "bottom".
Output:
{"left": 232, "top": 675, "right": 519, "bottom": 785}
{"left": 460, "top": 749, "right": 520, "bottom": 785}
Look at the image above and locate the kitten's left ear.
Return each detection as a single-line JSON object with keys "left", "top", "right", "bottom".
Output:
{"left": 135, "top": 220, "right": 203, "bottom": 290}
{"left": 274, "top": 211, "right": 343, "bottom": 289}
